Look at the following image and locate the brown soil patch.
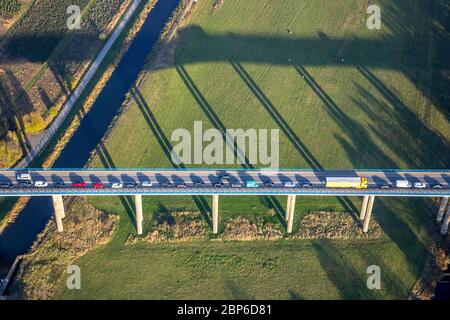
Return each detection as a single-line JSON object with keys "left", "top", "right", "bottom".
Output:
{"left": 296, "top": 211, "right": 382, "bottom": 240}
{"left": 221, "top": 217, "right": 283, "bottom": 241}
{"left": 128, "top": 211, "right": 208, "bottom": 244}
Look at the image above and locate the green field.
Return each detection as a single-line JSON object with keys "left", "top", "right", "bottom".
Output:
{"left": 54, "top": 0, "right": 449, "bottom": 299}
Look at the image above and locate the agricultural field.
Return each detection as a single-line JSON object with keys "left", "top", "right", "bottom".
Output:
{"left": 45, "top": 0, "right": 450, "bottom": 299}
{"left": 0, "top": 0, "right": 133, "bottom": 167}
{"left": 0, "top": 0, "right": 21, "bottom": 17}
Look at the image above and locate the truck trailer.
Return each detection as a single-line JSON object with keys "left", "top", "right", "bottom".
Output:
{"left": 325, "top": 177, "right": 368, "bottom": 189}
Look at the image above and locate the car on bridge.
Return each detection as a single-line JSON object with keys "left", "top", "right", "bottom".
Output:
{"left": 16, "top": 173, "right": 31, "bottom": 181}
{"left": 414, "top": 182, "right": 427, "bottom": 189}
{"left": 125, "top": 182, "right": 138, "bottom": 188}
{"left": 141, "top": 181, "right": 152, "bottom": 187}
{"left": 395, "top": 180, "right": 412, "bottom": 188}
{"left": 19, "top": 181, "right": 33, "bottom": 188}
{"left": 246, "top": 180, "right": 259, "bottom": 188}
{"left": 0, "top": 182, "right": 13, "bottom": 189}
{"left": 93, "top": 182, "right": 104, "bottom": 189}
{"left": 284, "top": 182, "right": 297, "bottom": 188}
{"left": 35, "top": 181, "right": 48, "bottom": 188}
{"left": 111, "top": 183, "right": 123, "bottom": 189}
{"left": 55, "top": 182, "right": 65, "bottom": 188}
{"left": 72, "top": 181, "right": 86, "bottom": 188}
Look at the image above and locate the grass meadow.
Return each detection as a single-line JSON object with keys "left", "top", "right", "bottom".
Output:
{"left": 53, "top": 0, "right": 449, "bottom": 299}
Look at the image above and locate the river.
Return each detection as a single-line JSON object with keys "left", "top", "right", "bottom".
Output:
{"left": 0, "top": 0, "right": 181, "bottom": 265}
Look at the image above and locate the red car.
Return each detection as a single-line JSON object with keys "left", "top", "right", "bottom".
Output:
{"left": 72, "top": 181, "right": 86, "bottom": 188}
{"left": 93, "top": 182, "right": 103, "bottom": 189}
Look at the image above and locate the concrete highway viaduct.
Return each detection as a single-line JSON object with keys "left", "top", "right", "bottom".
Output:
{"left": 1, "top": 169, "right": 450, "bottom": 236}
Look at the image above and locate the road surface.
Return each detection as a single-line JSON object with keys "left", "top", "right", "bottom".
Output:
{"left": 0, "top": 169, "right": 449, "bottom": 197}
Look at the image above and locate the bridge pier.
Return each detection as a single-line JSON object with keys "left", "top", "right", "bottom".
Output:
{"left": 51, "top": 195, "right": 64, "bottom": 232}
{"left": 441, "top": 205, "right": 450, "bottom": 236}
{"left": 437, "top": 197, "right": 449, "bottom": 223}
{"left": 363, "top": 196, "right": 375, "bottom": 233}
{"left": 135, "top": 195, "right": 143, "bottom": 235}
{"left": 286, "top": 195, "right": 296, "bottom": 234}
{"left": 212, "top": 194, "right": 219, "bottom": 234}
{"left": 360, "top": 196, "right": 369, "bottom": 220}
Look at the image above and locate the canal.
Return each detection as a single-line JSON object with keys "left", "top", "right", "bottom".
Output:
{"left": 0, "top": 0, "right": 181, "bottom": 264}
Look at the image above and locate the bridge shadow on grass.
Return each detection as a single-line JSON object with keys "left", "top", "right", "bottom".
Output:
{"left": 230, "top": 62, "right": 359, "bottom": 219}
{"left": 76, "top": 104, "right": 137, "bottom": 229}
{"left": 129, "top": 85, "right": 212, "bottom": 227}
{"left": 224, "top": 279, "right": 254, "bottom": 300}
{"left": 312, "top": 239, "right": 379, "bottom": 300}
{"left": 175, "top": 65, "right": 286, "bottom": 228}
{"left": 294, "top": 65, "right": 400, "bottom": 169}
{"left": 354, "top": 66, "right": 450, "bottom": 168}
{"left": 95, "top": 140, "right": 137, "bottom": 229}
{"left": 293, "top": 65, "right": 437, "bottom": 272}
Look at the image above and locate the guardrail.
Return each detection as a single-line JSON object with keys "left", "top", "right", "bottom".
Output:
{"left": 0, "top": 187, "right": 449, "bottom": 197}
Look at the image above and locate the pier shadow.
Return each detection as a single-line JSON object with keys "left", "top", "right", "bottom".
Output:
{"left": 130, "top": 85, "right": 212, "bottom": 227}
{"left": 231, "top": 62, "right": 359, "bottom": 219}
{"left": 175, "top": 64, "right": 286, "bottom": 227}
{"left": 312, "top": 239, "right": 379, "bottom": 300}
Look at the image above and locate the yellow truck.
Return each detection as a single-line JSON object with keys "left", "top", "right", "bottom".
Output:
{"left": 325, "top": 177, "right": 368, "bottom": 189}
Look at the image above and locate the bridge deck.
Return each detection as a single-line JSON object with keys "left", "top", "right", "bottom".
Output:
{"left": 0, "top": 169, "right": 448, "bottom": 197}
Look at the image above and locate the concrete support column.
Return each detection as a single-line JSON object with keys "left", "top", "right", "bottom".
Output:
{"left": 440, "top": 205, "right": 450, "bottom": 236}
{"left": 51, "top": 195, "right": 64, "bottom": 232}
{"left": 135, "top": 194, "right": 143, "bottom": 235}
{"left": 363, "top": 196, "right": 375, "bottom": 233}
{"left": 212, "top": 194, "right": 219, "bottom": 234}
{"left": 286, "top": 195, "right": 292, "bottom": 222}
{"left": 286, "top": 195, "right": 296, "bottom": 234}
{"left": 360, "top": 196, "right": 369, "bottom": 220}
{"left": 437, "top": 197, "right": 449, "bottom": 223}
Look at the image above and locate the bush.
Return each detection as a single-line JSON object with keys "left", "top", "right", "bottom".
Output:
{"left": 0, "top": 0, "right": 21, "bottom": 17}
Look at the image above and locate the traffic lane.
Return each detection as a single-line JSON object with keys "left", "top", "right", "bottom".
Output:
{"left": 1, "top": 186, "right": 449, "bottom": 198}
{"left": 1, "top": 170, "right": 449, "bottom": 186}
{"left": 42, "top": 171, "right": 450, "bottom": 186}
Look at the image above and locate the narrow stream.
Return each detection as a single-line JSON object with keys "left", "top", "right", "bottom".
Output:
{"left": 0, "top": 0, "right": 181, "bottom": 265}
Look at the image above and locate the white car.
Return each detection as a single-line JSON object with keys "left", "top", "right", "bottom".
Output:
{"left": 34, "top": 181, "right": 48, "bottom": 188}
{"left": 141, "top": 181, "right": 152, "bottom": 187}
{"left": 414, "top": 182, "right": 427, "bottom": 189}
{"left": 284, "top": 182, "right": 297, "bottom": 188}
{"left": 17, "top": 173, "right": 31, "bottom": 181}
{"left": 395, "top": 180, "right": 412, "bottom": 188}
{"left": 111, "top": 183, "right": 123, "bottom": 189}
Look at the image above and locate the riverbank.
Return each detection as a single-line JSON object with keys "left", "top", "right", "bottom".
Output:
{"left": 0, "top": 0, "right": 158, "bottom": 235}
